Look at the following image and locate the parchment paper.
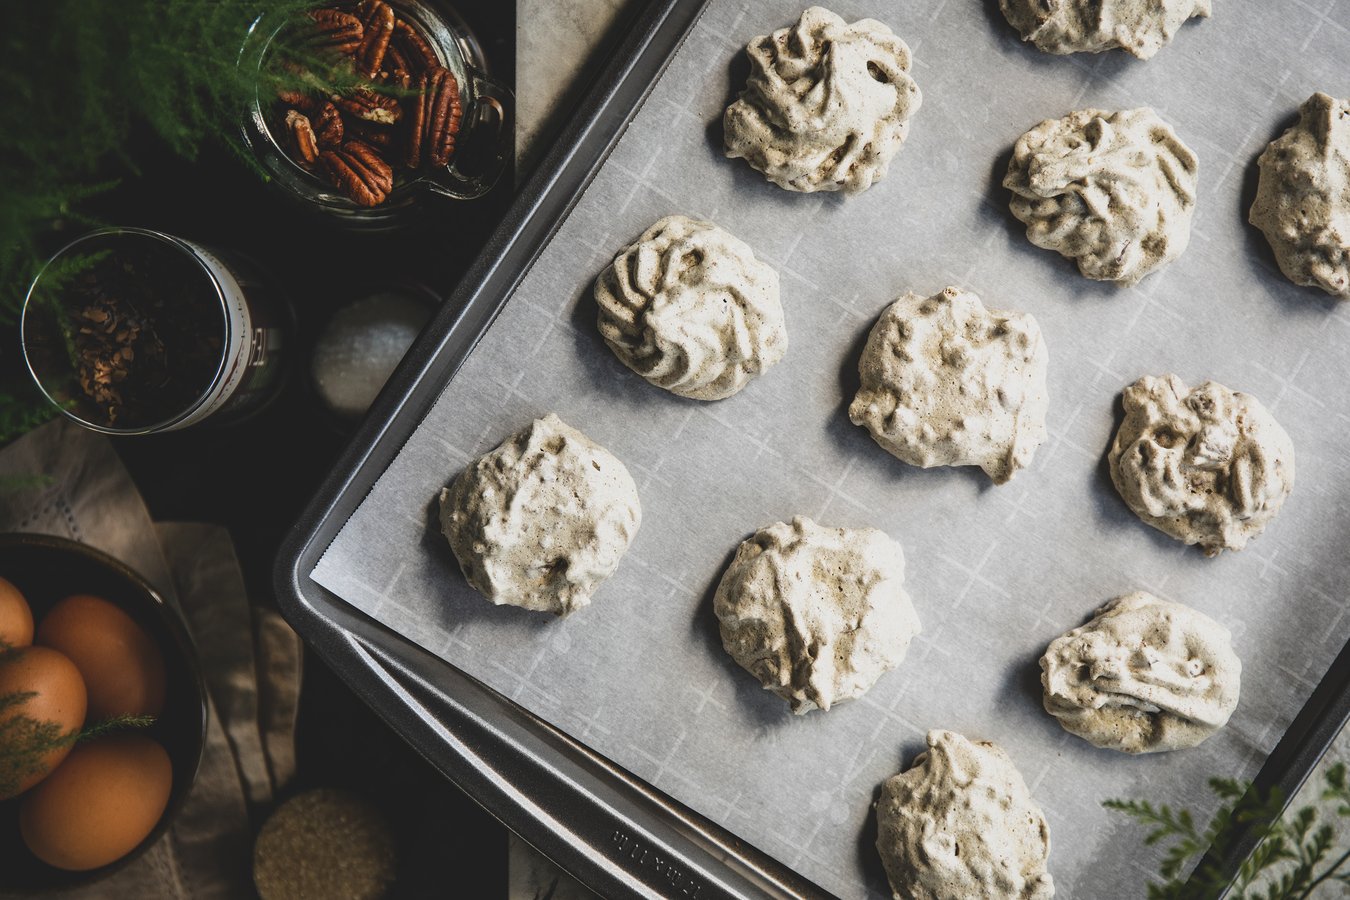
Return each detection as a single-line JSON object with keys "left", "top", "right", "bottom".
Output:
{"left": 313, "top": 1, "right": 1350, "bottom": 895}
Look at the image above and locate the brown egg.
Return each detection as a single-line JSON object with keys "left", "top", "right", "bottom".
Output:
{"left": 0, "top": 575, "right": 34, "bottom": 649}
{"left": 37, "top": 594, "right": 166, "bottom": 721}
{"left": 20, "top": 733, "right": 172, "bottom": 871}
{"left": 0, "top": 646, "right": 87, "bottom": 799}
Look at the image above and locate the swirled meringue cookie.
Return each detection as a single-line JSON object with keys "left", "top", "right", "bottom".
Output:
{"left": 723, "top": 7, "right": 921, "bottom": 195}
{"left": 1250, "top": 93, "right": 1350, "bottom": 299}
{"left": 876, "top": 731, "right": 1055, "bottom": 900}
{"left": 594, "top": 216, "right": 787, "bottom": 400}
{"left": 713, "top": 516, "right": 919, "bottom": 714}
{"left": 439, "top": 414, "right": 641, "bottom": 615}
{"left": 1041, "top": 592, "right": 1241, "bottom": 753}
{"left": 848, "top": 287, "right": 1049, "bottom": 484}
{"left": 1109, "top": 375, "right": 1295, "bottom": 556}
{"left": 1005, "top": 108, "right": 1198, "bottom": 285}
{"left": 999, "top": 0, "right": 1210, "bottom": 60}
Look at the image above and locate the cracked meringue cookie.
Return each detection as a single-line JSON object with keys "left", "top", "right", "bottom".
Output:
{"left": 1250, "top": 93, "right": 1350, "bottom": 299}
{"left": 1041, "top": 592, "right": 1241, "bottom": 754}
{"left": 1005, "top": 108, "right": 1198, "bottom": 285}
{"left": 876, "top": 730, "right": 1055, "bottom": 900}
{"left": 999, "top": 0, "right": 1211, "bottom": 60}
{"left": 713, "top": 516, "right": 920, "bottom": 714}
{"left": 723, "top": 7, "right": 921, "bottom": 195}
{"left": 1109, "top": 375, "right": 1295, "bottom": 556}
{"left": 594, "top": 216, "right": 787, "bottom": 400}
{"left": 848, "top": 287, "right": 1049, "bottom": 484}
{"left": 439, "top": 414, "right": 641, "bottom": 615}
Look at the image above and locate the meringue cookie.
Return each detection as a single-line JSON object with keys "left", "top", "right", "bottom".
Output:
{"left": 439, "top": 414, "right": 641, "bottom": 615}
{"left": 1041, "top": 592, "right": 1241, "bottom": 753}
{"left": 594, "top": 216, "right": 787, "bottom": 400}
{"left": 1005, "top": 108, "right": 1198, "bottom": 285}
{"left": 1250, "top": 92, "right": 1350, "bottom": 298}
{"left": 713, "top": 516, "right": 919, "bottom": 714}
{"left": 848, "top": 287, "right": 1049, "bottom": 484}
{"left": 723, "top": 6, "right": 921, "bottom": 195}
{"left": 1108, "top": 375, "right": 1295, "bottom": 556}
{"left": 876, "top": 730, "right": 1055, "bottom": 900}
{"left": 999, "top": 0, "right": 1211, "bottom": 60}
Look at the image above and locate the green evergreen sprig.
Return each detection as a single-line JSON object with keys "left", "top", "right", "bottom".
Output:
{"left": 0, "top": 688, "right": 59, "bottom": 798}
{"left": 1107, "top": 764, "right": 1350, "bottom": 899}
{"left": 1, "top": 643, "right": 158, "bottom": 797}
{"left": 1, "top": 696, "right": 158, "bottom": 798}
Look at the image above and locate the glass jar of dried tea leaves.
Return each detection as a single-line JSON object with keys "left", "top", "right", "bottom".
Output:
{"left": 21, "top": 227, "right": 289, "bottom": 434}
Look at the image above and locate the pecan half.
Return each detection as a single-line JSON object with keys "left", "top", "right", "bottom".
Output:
{"left": 404, "top": 71, "right": 427, "bottom": 168}
{"left": 285, "top": 110, "right": 320, "bottom": 165}
{"left": 392, "top": 18, "right": 438, "bottom": 74}
{"left": 355, "top": 0, "right": 395, "bottom": 77}
{"left": 350, "top": 120, "right": 396, "bottom": 151}
{"left": 312, "top": 101, "right": 344, "bottom": 147}
{"left": 276, "top": 87, "right": 317, "bottom": 111}
{"left": 420, "top": 66, "right": 463, "bottom": 168}
{"left": 333, "top": 87, "right": 402, "bottom": 125}
{"left": 380, "top": 43, "right": 412, "bottom": 89}
{"left": 306, "top": 9, "right": 363, "bottom": 56}
{"left": 320, "top": 140, "right": 394, "bottom": 207}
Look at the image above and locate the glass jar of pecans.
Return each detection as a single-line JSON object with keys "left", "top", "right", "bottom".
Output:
{"left": 239, "top": 0, "right": 512, "bottom": 230}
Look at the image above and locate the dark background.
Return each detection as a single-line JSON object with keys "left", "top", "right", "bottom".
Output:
{"left": 92, "top": 4, "right": 519, "bottom": 896}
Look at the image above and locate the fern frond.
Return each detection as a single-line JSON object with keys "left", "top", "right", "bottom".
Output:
{"left": 1112, "top": 766, "right": 1350, "bottom": 900}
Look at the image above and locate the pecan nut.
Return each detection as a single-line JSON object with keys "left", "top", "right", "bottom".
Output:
{"left": 379, "top": 42, "right": 412, "bottom": 89}
{"left": 276, "top": 87, "right": 317, "bottom": 112}
{"left": 392, "top": 18, "right": 439, "bottom": 74}
{"left": 312, "top": 101, "right": 344, "bottom": 147}
{"left": 404, "top": 72, "right": 428, "bottom": 168}
{"left": 349, "top": 119, "right": 396, "bottom": 151}
{"left": 285, "top": 110, "right": 320, "bottom": 165}
{"left": 333, "top": 87, "right": 402, "bottom": 125}
{"left": 416, "top": 66, "right": 463, "bottom": 168}
{"left": 320, "top": 140, "right": 394, "bottom": 207}
{"left": 306, "top": 9, "right": 364, "bottom": 56}
{"left": 355, "top": 0, "right": 395, "bottom": 77}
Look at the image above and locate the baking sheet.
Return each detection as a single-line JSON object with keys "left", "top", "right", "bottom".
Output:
{"left": 312, "top": 1, "right": 1350, "bottom": 896}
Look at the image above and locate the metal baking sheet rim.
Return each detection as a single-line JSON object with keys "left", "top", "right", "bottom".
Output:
{"left": 275, "top": 1, "right": 1350, "bottom": 897}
